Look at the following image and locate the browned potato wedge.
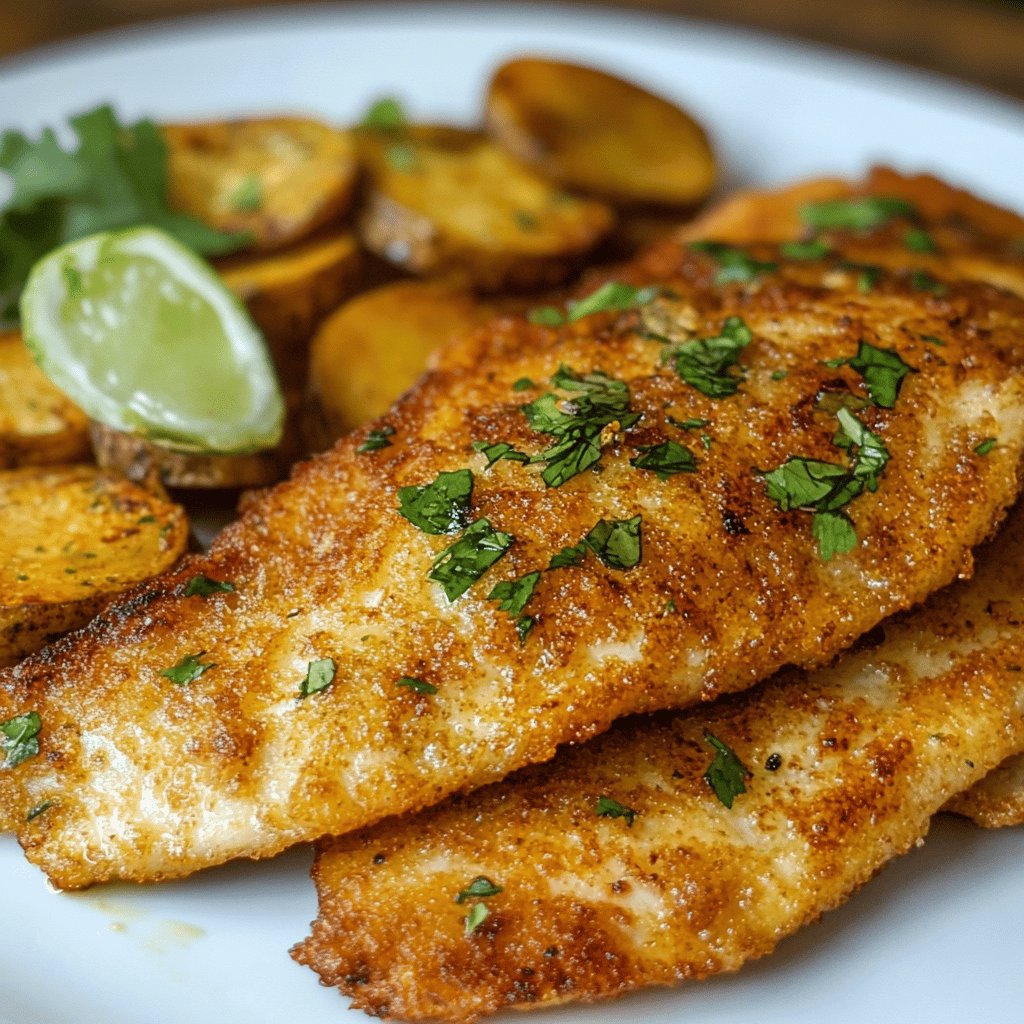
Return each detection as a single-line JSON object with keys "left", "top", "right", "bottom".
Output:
{"left": 0, "top": 330, "right": 90, "bottom": 468}
{"left": 485, "top": 57, "right": 716, "bottom": 207}
{"left": 306, "top": 280, "right": 512, "bottom": 449}
{"left": 356, "top": 125, "right": 614, "bottom": 291}
{"left": 0, "top": 464, "right": 188, "bottom": 666}
{"left": 164, "top": 117, "right": 358, "bottom": 251}
{"left": 217, "top": 228, "right": 363, "bottom": 390}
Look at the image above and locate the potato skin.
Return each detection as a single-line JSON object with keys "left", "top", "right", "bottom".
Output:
{"left": 356, "top": 125, "right": 614, "bottom": 291}
{"left": 486, "top": 57, "right": 716, "bottom": 207}
{"left": 216, "top": 228, "right": 363, "bottom": 392}
{"left": 164, "top": 117, "right": 358, "bottom": 252}
{"left": 0, "top": 464, "right": 188, "bottom": 666}
{"left": 0, "top": 330, "right": 90, "bottom": 469}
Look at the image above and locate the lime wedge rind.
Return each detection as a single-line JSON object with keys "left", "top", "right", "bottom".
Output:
{"left": 20, "top": 226, "right": 284, "bottom": 456}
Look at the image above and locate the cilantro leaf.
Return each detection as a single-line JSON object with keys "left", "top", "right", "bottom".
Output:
{"left": 975, "top": 437, "right": 997, "bottom": 456}
{"left": 473, "top": 440, "right": 529, "bottom": 468}
{"left": 1, "top": 105, "right": 247, "bottom": 324}
{"left": 527, "top": 306, "right": 567, "bottom": 327}
{"left": 27, "top": 800, "right": 54, "bottom": 821}
{"left": 703, "top": 731, "right": 749, "bottom": 808}
{"left": 515, "top": 615, "right": 536, "bottom": 644}
{"left": 357, "top": 425, "right": 395, "bottom": 453}
{"left": 429, "top": 518, "right": 514, "bottom": 601}
{"left": 595, "top": 795, "right": 637, "bottom": 826}
{"left": 630, "top": 440, "right": 697, "bottom": 480}
{"left": 904, "top": 227, "right": 935, "bottom": 253}
{"left": 584, "top": 516, "right": 642, "bottom": 570}
{"left": 689, "top": 241, "right": 777, "bottom": 284}
{"left": 1, "top": 711, "right": 42, "bottom": 769}
{"left": 847, "top": 340, "right": 917, "bottom": 408}
{"left": 298, "top": 658, "right": 336, "bottom": 699}
{"left": 523, "top": 367, "right": 641, "bottom": 488}
{"left": 763, "top": 457, "right": 857, "bottom": 512}
{"left": 812, "top": 510, "right": 858, "bottom": 560}
{"left": 160, "top": 653, "right": 213, "bottom": 686}
{"left": 464, "top": 902, "right": 489, "bottom": 935}
{"left": 512, "top": 377, "right": 535, "bottom": 392}
{"left": 910, "top": 268, "right": 947, "bottom": 295}
{"left": 398, "top": 469, "right": 474, "bottom": 535}
{"left": 566, "top": 281, "right": 659, "bottom": 322}
{"left": 488, "top": 571, "right": 541, "bottom": 617}
{"left": 396, "top": 676, "right": 438, "bottom": 694}
{"left": 668, "top": 316, "right": 752, "bottom": 399}
{"left": 548, "top": 541, "right": 588, "bottom": 569}
{"left": 800, "top": 195, "right": 918, "bottom": 232}
{"left": 779, "top": 239, "right": 830, "bottom": 261}
{"left": 455, "top": 876, "right": 503, "bottom": 904}
{"left": 230, "top": 174, "right": 262, "bottom": 212}
{"left": 182, "top": 574, "right": 235, "bottom": 598}
{"left": 360, "top": 96, "right": 409, "bottom": 132}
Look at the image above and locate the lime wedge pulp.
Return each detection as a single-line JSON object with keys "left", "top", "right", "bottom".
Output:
{"left": 20, "top": 226, "right": 284, "bottom": 454}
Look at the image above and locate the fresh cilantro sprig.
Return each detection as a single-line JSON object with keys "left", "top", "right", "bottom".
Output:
{"left": 689, "top": 241, "right": 777, "bottom": 284}
{"left": 522, "top": 366, "right": 641, "bottom": 487}
{"left": 0, "top": 105, "right": 247, "bottom": 323}
{"left": 800, "top": 195, "right": 918, "bottom": 232}
{"left": 528, "top": 281, "right": 658, "bottom": 327}
{"left": 1, "top": 711, "right": 42, "bottom": 769}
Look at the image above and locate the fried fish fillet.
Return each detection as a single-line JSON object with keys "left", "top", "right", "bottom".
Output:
{"left": 681, "top": 167, "right": 1024, "bottom": 826}
{"left": 295, "top": 500, "right": 1024, "bottom": 1024}
{"left": 3, "top": 201, "right": 1024, "bottom": 889}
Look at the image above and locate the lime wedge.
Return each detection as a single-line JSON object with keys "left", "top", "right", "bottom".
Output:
{"left": 20, "top": 226, "right": 284, "bottom": 454}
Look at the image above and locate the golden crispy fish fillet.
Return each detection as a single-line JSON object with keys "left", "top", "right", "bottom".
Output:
{"left": 295, "top": 501, "right": 1024, "bottom": 1024}
{"left": 680, "top": 167, "right": 1024, "bottom": 827}
{"left": 3, "top": 213, "right": 1024, "bottom": 889}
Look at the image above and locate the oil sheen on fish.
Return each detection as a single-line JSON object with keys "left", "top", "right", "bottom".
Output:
{"left": 3, "top": 180, "right": 1024, "bottom": 889}
{"left": 295, "top": 501, "right": 1024, "bottom": 1024}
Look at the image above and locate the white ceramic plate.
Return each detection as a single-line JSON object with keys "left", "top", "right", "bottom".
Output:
{"left": 2, "top": 5, "right": 1023, "bottom": 1023}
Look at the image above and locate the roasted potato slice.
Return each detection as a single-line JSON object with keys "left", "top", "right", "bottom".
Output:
{"left": 0, "top": 464, "right": 188, "bottom": 666}
{"left": 0, "top": 330, "right": 90, "bottom": 468}
{"left": 356, "top": 125, "right": 614, "bottom": 290}
{"left": 164, "top": 117, "right": 358, "bottom": 251}
{"left": 485, "top": 57, "right": 716, "bottom": 207}
{"left": 305, "top": 280, "right": 511, "bottom": 449}
{"left": 217, "top": 228, "right": 363, "bottom": 390}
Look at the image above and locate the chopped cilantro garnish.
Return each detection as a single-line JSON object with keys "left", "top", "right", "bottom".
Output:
{"left": 812, "top": 510, "right": 858, "bottom": 561}
{"left": 385, "top": 142, "right": 418, "bottom": 172}
{"left": 358, "top": 425, "right": 395, "bottom": 453}
{"left": 548, "top": 541, "right": 588, "bottom": 569}
{"left": 473, "top": 440, "right": 529, "bottom": 468}
{"left": 595, "top": 795, "right": 637, "bottom": 826}
{"left": 464, "top": 902, "right": 489, "bottom": 935}
{"left": 771, "top": 370, "right": 789, "bottom": 380}
{"left": 1, "top": 711, "right": 42, "bottom": 769}
{"left": 396, "top": 676, "right": 438, "bottom": 694}
{"left": 566, "top": 281, "right": 659, "bottom": 322}
{"left": 630, "top": 440, "right": 697, "bottom": 480}
{"left": 689, "top": 240, "right": 777, "bottom": 284}
{"left": 298, "top": 658, "right": 336, "bottom": 699}
{"left": 667, "top": 416, "right": 710, "bottom": 431}
{"left": 160, "top": 653, "right": 213, "bottom": 686}
{"left": 522, "top": 367, "right": 640, "bottom": 487}
{"left": 847, "top": 340, "right": 917, "bottom": 408}
{"left": 183, "top": 574, "right": 235, "bottom": 598}
{"left": 703, "top": 731, "right": 749, "bottom": 808}
{"left": 230, "top": 174, "right": 262, "bottom": 212}
{"left": 514, "top": 210, "right": 539, "bottom": 232}
{"left": 512, "top": 377, "right": 535, "bottom": 392}
{"left": 975, "top": 437, "right": 997, "bottom": 456}
{"left": 0, "top": 105, "right": 246, "bottom": 323}
{"left": 910, "top": 268, "right": 947, "bottom": 295}
{"left": 800, "top": 195, "right": 918, "bottom": 232}
{"left": 837, "top": 261, "right": 882, "bottom": 292}
{"left": 667, "top": 316, "right": 752, "bottom": 399}
{"left": 779, "top": 239, "right": 830, "bottom": 261}
{"left": 584, "top": 515, "right": 642, "bottom": 570}
{"left": 26, "top": 799, "right": 53, "bottom": 821}
{"left": 429, "top": 518, "right": 514, "bottom": 601}
{"left": 398, "top": 469, "right": 474, "bottom": 535}
{"left": 515, "top": 615, "right": 536, "bottom": 644}
{"left": 488, "top": 572, "right": 541, "bottom": 617}
{"left": 527, "top": 306, "right": 567, "bottom": 327}
{"left": 456, "top": 876, "right": 503, "bottom": 903}
{"left": 919, "top": 334, "right": 946, "bottom": 347}
{"left": 903, "top": 228, "right": 935, "bottom": 253}
{"left": 360, "top": 96, "right": 409, "bottom": 132}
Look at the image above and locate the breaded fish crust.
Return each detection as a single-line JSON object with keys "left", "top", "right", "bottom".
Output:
{"left": 295, "top": 502, "right": 1024, "bottom": 1024}
{"left": 3, "top": 189, "right": 1024, "bottom": 888}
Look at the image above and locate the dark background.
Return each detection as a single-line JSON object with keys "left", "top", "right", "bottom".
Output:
{"left": 1, "top": 0, "right": 1024, "bottom": 101}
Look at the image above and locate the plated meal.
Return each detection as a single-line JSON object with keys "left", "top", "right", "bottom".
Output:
{"left": 2, "top": 11, "right": 1024, "bottom": 1024}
